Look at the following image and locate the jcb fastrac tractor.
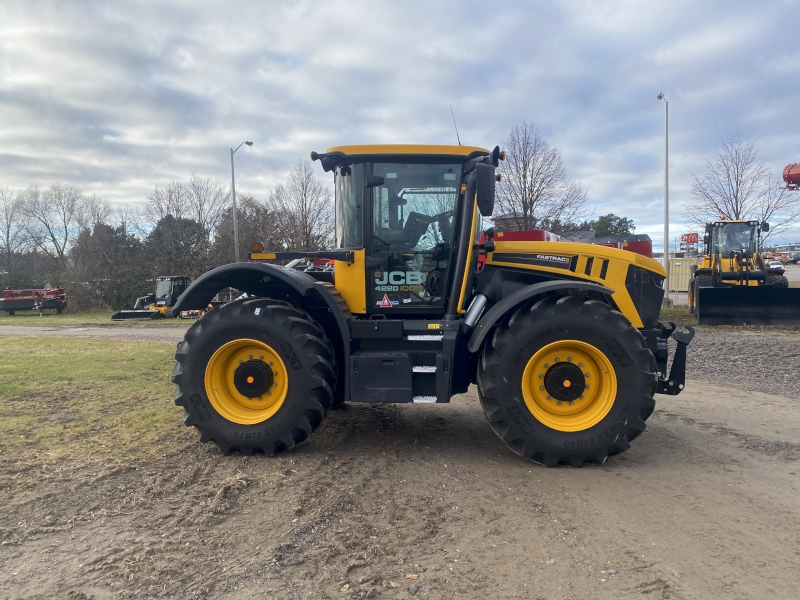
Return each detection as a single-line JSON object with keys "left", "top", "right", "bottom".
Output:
{"left": 171, "top": 144, "right": 694, "bottom": 467}
{"left": 688, "top": 218, "right": 800, "bottom": 325}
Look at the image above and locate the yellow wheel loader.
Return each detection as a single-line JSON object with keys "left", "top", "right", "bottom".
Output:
{"left": 111, "top": 276, "right": 190, "bottom": 321}
{"left": 170, "top": 144, "right": 694, "bottom": 467}
{"left": 688, "top": 219, "right": 800, "bottom": 324}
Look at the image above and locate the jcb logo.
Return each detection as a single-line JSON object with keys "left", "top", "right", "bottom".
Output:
{"left": 374, "top": 271, "right": 425, "bottom": 285}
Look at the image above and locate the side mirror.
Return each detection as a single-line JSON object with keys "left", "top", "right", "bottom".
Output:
{"left": 365, "top": 175, "right": 384, "bottom": 188}
{"left": 703, "top": 235, "right": 709, "bottom": 247}
{"left": 705, "top": 224, "right": 712, "bottom": 234}
{"left": 474, "top": 163, "right": 495, "bottom": 217}
{"left": 762, "top": 222, "right": 770, "bottom": 232}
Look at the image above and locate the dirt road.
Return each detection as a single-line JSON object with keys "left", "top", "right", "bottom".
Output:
{"left": 1, "top": 325, "right": 799, "bottom": 599}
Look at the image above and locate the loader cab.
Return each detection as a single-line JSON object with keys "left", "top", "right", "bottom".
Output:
{"left": 323, "top": 145, "right": 499, "bottom": 317}
{"left": 709, "top": 221, "right": 760, "bottom": 256}
{"left": 154, "top": 276, "right": 189, "bottom": 307}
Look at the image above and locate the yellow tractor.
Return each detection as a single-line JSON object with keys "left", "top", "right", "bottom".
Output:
{"left": 688, "top": 219, "right": 800, "bottom": 324}
{"left": 171, "top": 144, "right": 693, "bottom": 466}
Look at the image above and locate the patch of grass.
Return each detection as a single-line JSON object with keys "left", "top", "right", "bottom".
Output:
{"left": 659, "top": 304, "right": 695, "bottom": 328}
{"left": 0, "top": 337, "right": 193, "bottom": 465}
{"left": 0, "top": 308, "right": 191, "bottom": 327}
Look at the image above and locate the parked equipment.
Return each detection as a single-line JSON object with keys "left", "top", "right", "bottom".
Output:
{"left": 688, "top": 219, "right": 800, "bottom": 324}
{"left": 1, "top": 286, "right": 67, "bottom": 315}
{"left": 170, "top": 144, "right": 694, "bottom": 466}
{"left": 111, "top": 276, "right": 190, "bottom": 321}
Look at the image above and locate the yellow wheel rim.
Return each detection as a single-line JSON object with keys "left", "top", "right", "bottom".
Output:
{"left": 204, "top": 338, "right": 289, "bottom": 425}
{"left": 521, "top": 340, "right": 617, "bottom": 432}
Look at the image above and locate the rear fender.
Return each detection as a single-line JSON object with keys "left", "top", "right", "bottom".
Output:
{"left": 467, "top": 280, "right": 614, "bottom": 353}
{"left": 172, "top": 263, "right": 351, "bottom": 398}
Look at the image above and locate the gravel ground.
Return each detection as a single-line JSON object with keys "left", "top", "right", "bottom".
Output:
{"left": 685, "top": 326, "right": 800, "bottom": 398}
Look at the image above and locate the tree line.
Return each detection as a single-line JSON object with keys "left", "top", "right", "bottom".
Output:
{"left": 0, "top": 161, "right": 333, "bottom": 310}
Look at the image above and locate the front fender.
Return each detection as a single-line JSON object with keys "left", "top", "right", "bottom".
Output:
{"left": 467, "top": 280, "right": 614, "bottom": 353}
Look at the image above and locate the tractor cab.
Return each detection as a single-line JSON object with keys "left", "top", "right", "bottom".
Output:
{"left": 324, "top": 145, "right": 498, "bottom": 316}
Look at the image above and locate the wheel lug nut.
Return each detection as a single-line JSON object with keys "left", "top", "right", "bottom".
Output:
{"left": 539, "top": 386, "right": 545, "bottom": 390}
{"left": 268, "top": 361, "right": 273, "bottom": 366}
{"left": 238, "top": 359, "right": 243, "bottom": 365}
{"left": 248, "top": 355, "right": 253, "bottom": 359}
{"left": 258, "top": 396, "right": 263, "bottom": 401}
{"left": 556, "top": 400, "right": 562, "bottom": 406}
{"left": 259, "top": 355, "right": 264, "bottom": 360}
{"left": 567, "top": 357, "right": 572, "bottom": 362}
{"left": 273, "top": 371, "right": 279, "bottom": 375}
{"left": 585, "top": 384, "right": 590, "bottom": 389}
{"left": 584, "top": 372, "right": 590, "bottom": 377}
{"left": 539, "top": 374, "right": 544, "bottom": 379}
{"left": 545, "top": 395, "right": 551, "bottom": 400}
{"left": 545, "top": 363, "right": 550, "bottom": 368}
{"left": 578, "top": 362, "right": 583, "bottom": 367}
{"left": 580, "top": 395, "right": 585, "bottom": 399}
{"left": 569, "top": 400, "right": 574, "bottom": 405}
{"left": 273, "top": 382, "right": 278, "bottom": 387}
{"left": 267, "top": 391, "right": 272, "bottom": 396}
{"left": 554, "top": 357, "right": 560, "bottom": 362}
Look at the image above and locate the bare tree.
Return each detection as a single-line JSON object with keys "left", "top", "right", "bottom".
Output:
{"left": 185, "top": 172, "right": 230, "bottom": 271}
{"left": 687, "top": 135, "right": 799, "bottom": 241}
{"left": 0, "top": 186, "right": 30, "bottom": 276}
{"left": 76, "top": 194, "right": 111, "bottom": 232}
{"left": 495, "top": 123, "right": 589, "bottom": 231}
{"left": 270, "top": 161, "right": 334, "bottom": 251}
{"left": 20, "top": 182, "right": 85, "bottom": 267}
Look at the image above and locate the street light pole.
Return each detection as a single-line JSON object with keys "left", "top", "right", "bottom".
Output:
{"left": 657, "top": 93, "right": 669, "bottom": 294}
{"left": 230, "top": 141, "right": 253, "bottom": 263}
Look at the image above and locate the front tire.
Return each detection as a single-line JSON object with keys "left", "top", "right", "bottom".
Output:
{"left": 477, "top": 296, "right": 657, "bottom": 467}
{"left": 172, "top": 298, "right": 336, "bottom": 455}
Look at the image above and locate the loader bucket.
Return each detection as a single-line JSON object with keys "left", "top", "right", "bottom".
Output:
{"left": 111, "top": 310, "right": 164, "bottom": 321}
{"left": 696, "top": 286, "right": 800, "bottom": 325}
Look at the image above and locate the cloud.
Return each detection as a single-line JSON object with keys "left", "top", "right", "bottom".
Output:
{"left": 1, "top": 0, "right": 798, "bottom": 248}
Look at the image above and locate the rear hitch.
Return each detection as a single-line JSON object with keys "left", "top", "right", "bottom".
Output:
{"left": 655, "top": 321, "right": 695, "bottom": 395}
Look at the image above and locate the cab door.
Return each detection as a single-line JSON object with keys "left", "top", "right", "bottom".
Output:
{"left": 366, "top": 162, "right": 462, "bottom": 315}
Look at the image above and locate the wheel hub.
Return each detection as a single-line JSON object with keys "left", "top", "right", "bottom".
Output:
{"left": 233, "top": 360, "right": 274, "bottom": 398}
{"left": 521, "top": 340, "right": 617, "bottom": 432}
{"left": 544, "top": 362, "right": 586, "bottom": 401}
{"left": 204, "top": 339, "right": 289, "bottom": 425}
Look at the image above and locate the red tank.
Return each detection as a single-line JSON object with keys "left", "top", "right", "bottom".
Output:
{"left": 784, "top": 164, "right": 800, "bottom": 190}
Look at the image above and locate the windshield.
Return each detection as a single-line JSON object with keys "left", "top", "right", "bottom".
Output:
{"left": 712, "top": 222, "right": 758, "bottom": 255}
{"left": 155, "top": 279, "right": 172, "bottom": 301}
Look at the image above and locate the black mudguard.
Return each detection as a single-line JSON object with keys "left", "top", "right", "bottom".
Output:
{"left": 467, "top": 280, "right": 615, "bottom": 353}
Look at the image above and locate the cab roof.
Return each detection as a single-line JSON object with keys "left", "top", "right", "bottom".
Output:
{"left": 325, "top": 144, "right": 489, "bottom": 159}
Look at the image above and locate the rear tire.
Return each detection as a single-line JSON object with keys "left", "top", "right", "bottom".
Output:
{"left": 477, "top": 296, "right": 657, "bottom": 467}
{"left": 767, "top": 275, "right": 789, "bottom": 288}
{"left": 172, "top": 298, "right": 336, "bottom": 455}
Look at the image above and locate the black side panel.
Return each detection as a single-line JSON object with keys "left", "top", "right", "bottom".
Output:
{"left": 350, "top": 354, "right": 413, "bottom": 403}
{"left": 625, "top": 265, "right": 665, "bottom": 328}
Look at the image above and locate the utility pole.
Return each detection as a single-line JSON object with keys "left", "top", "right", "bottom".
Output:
{"left": 657, "top": 93, "right": 669, "bottom": 294}
{"left": 230, "top": 141, "right": 253, "bottom": 262}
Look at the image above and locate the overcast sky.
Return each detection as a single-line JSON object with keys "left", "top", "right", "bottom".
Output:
{"left": 1, "top": 0, "right": 798, "bottom": 249}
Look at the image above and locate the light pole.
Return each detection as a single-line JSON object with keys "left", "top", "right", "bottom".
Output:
{"left": 230, "top": 141, "right": 253, "bottom": 262}
{"left": 657, "top": 93, "right": 669, "bottom": 294}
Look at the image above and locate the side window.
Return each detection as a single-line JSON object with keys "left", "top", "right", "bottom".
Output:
{"left": 335, "top": 164, "right": 364, "bottom": 249}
